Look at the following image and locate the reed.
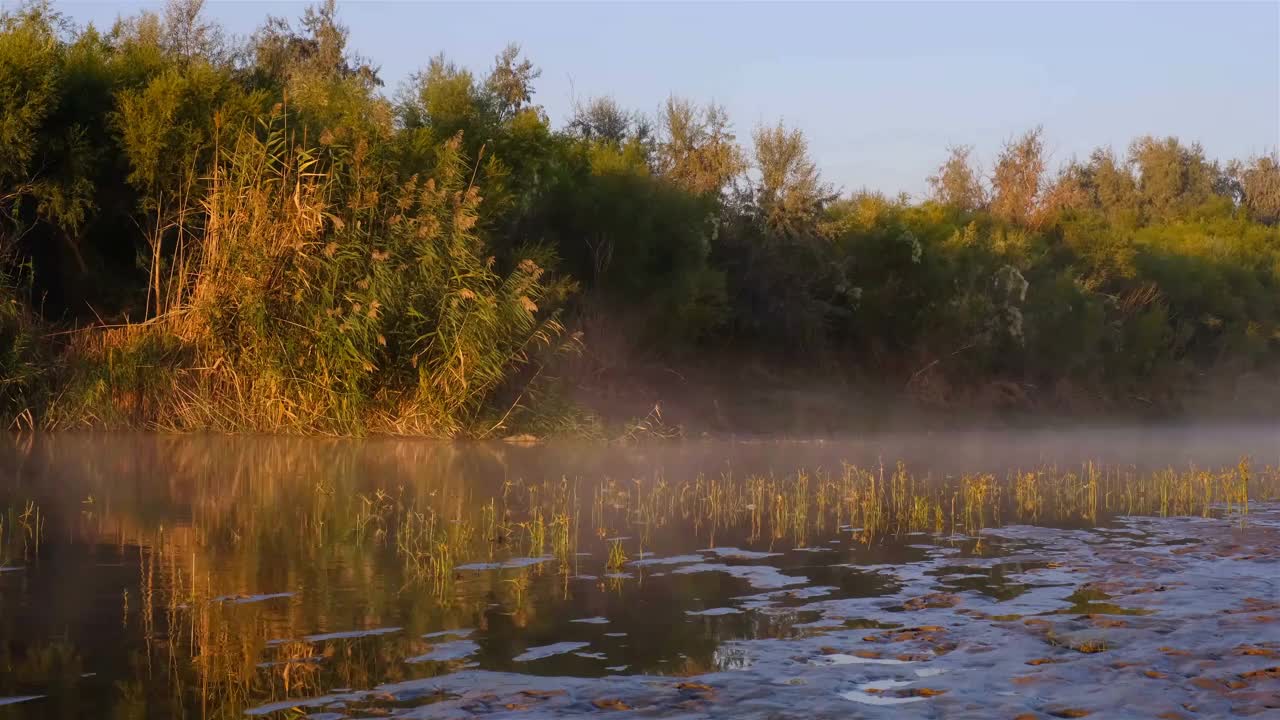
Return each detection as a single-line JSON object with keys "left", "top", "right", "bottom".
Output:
{"left": 43, "top": 110, "right": 571, "bottom": 438}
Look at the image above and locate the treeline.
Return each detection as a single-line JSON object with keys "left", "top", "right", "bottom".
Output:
{"left": 1, "top": 0, "right": 1279, "bottom": 434}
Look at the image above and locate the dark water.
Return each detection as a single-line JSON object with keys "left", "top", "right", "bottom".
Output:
{"left": 0, "top": 428, "right": 1278, "bottom": 718}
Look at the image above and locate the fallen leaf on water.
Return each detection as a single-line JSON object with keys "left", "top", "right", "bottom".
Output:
{"left": 1242, "top": 666, "right": 1280, "bottom": 680}
{"left": 904, "top": 593, "right": 960, "bottom": 611}
{"left": 504, "top": 703, "right": 530, "bottom": 711}
{"left": 521, "top": 689, "right": 565, "bottom": 699}
{"left": 675, "top": 682, "right": 713, "bottom": 693}
{"left": 1189, "top": 677, "right": 1224, "bottom": 691}
{"left": 902, "top": 687, "right": 947, "bottom": 697}
{"left": 592, "top": 698, "right": 631, "bottom": 711}
{"left": 1026, "top": 658, "right": 1057, "bottom": 666}
{"left": 1235, "top": 646, "right": 1277, "bottom": 657}
{"left": 1144, "top": 670, "right": 1168, "bottom": 679}
{"left": 854, "top": 650, "right": 882, "bottom": 659}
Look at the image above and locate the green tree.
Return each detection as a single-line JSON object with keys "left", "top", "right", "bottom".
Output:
{"left": 657, "top": 97, "right": 745, "bottom": 199}
{"left": 927, "top": 145, "right": 985, "bottom": 212}
{"left": 751, "top": 121, "right": 835, "bottom": 239}
{"left": 1128, "top": 136, "right": 1219, "bottom": 221}
{"left": 1234, "top": 152, "right": 1280, "bottom": 225}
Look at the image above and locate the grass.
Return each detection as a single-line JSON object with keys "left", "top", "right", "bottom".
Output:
{"left": 0, "top": 499, "right": 42, "bottom": 564}
{"left": 30, "top": 113, "right": 574, "bottom": 439}
{"left": 606, "top": 538, "right": 628, "bottom": 572}
{"left": 173, "top": 457, "right": 1280, "bottom": 596}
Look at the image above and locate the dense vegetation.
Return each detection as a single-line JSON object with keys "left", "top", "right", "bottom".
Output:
{"left": 2, "top": 0, "right": 1279, "bottom": 435}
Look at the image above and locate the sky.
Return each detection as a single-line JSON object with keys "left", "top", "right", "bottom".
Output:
{"left": 33, "top": 1, "right": 1280, "bottom": 197}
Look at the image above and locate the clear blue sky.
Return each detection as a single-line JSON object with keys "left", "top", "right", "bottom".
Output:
{"left": 40, "top": 1, "right": 1280, "bottom": 197}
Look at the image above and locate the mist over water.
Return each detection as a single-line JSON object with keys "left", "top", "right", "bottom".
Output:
{"left": 0, "top": 427, "right": 1278, "bottom": 718}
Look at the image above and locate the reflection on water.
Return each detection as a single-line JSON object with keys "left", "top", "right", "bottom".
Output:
{"left": 0, "top": 428, "right": 1277, "bottom": 718}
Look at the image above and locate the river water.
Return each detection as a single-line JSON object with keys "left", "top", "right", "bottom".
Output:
{"left": 0, "top": 428, "right": 1278, "bottom": 718}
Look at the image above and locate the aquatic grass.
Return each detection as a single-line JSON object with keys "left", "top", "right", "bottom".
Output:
{"left": 606, "top": 538, "right": 628, "bottom": 573}
{"left": 1, "top": 499, "right": 42, "bottom": 563}
{"left": 7, "top": 445, "right": 1280, "bottom": 720}
{"left": 550, "top": 511, "right": 573, "bottom": 567}
{"left": 522, "top": 510, "right": 547, "bottom": 559}
{"left": 504, "top": 571, "right": 532, "bottom": 611}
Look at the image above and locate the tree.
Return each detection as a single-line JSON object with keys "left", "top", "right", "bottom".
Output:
{"left": 1235, "top": 152, "right": 1280, "bottom": 225}
{"left": 989, "top": 127, "right": 1045, "bottom": 226}
{"left": 159, "top": 0, "right": 224, "bottom": 63}
{"left": 752, "top": 121, "right": 834, "bottom": 239}
{"left": 1128, "top": 136, "right": 1217, "bottom": 221}
{"left": 1035, "top": 161, "right": 1090, "bottom": 223}
{"left": 485, "top": 43, "right": 539, "bottom": 123}
{"left": 396, "top": 46, "right": 555, "bottom": 248}
{"left": 927, "top": 144, "right": 985, "bottom": 212}
{"left": 0, "top": 0, "right": 106, "bottom": 281}
{"left": 656, "top": 97, "right": 745, "bottom": 199}
{"left": 567, "top": 96, "right": 651, "bottom": 151}
{"left": 1080, "top": 148, "right": 1139, "bottom": 223}
{"left": 251, "top": 0, "right": 380, "bottom": 89}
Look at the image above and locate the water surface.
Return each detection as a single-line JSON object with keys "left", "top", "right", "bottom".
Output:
{"left": 1, "top": 428, "right": 1278, "bottom": 718}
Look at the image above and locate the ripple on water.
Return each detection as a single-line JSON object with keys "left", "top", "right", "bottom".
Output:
{"left": 513, "top": 642, "right": 591, "bottom": 662}
{"left": 687, "top": 607, "right": 743, "bottom": 616}
{"left": 301, "top": 627, "right": 401, "bottom": 643}
{"left": 423, "top": 628, "right": 474, "bottom": 639}
{"left": 212, "top": 591, "right": 293, "bottom": 604}
{"left": 455, "top": 556, "right": 553, "bottom": 571}
{"left": 671, "top": 563, "right": 805, "bottom": 590}
{"left": 840, "top": 679, "right": 926, "bottom": 706}
{"left": 406, "top": 640, "right": 480, "bottom": 663}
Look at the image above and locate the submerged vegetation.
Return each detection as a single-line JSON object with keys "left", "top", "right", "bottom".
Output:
{"left": 2, "top": 0, "right": 1280, "bottom": 434}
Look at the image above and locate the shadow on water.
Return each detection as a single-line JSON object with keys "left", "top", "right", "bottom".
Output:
{"left": 0, "top": 427, "right": 1277, "bottom": 717}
